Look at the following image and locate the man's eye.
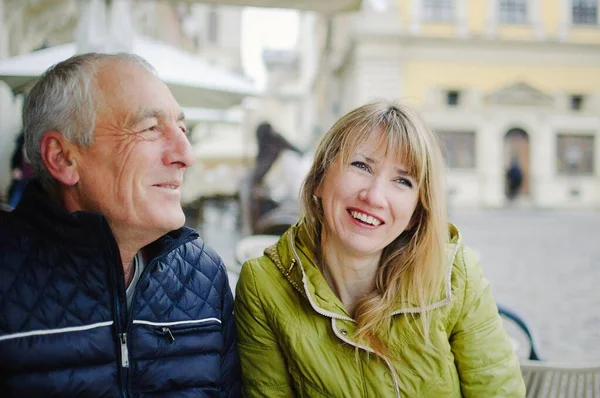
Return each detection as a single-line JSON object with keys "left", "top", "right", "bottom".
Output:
{"left": 351, "top": 161, "right": 370, "bottom": 172}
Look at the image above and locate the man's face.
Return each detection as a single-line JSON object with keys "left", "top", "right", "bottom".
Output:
{"left": 70, "top": 61, "right": 194, "bottom": 237}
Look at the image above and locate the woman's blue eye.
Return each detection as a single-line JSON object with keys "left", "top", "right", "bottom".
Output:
{"left": 396, "top": 177, "right": 413, "bottom": 188}
{"left": 351, "top": 161, "right": 370, "bottom": 171}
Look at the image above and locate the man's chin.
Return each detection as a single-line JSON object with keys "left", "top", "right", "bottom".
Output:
{"left": 154, "top": 209, "right": 186, "bottom": 232}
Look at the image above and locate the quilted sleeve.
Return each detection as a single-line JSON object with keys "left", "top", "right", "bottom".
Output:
{"left": 234, "top": 260, "right": 295, "bottom": 397}
{"left": 219, "top": 261, "right": 242, "bottom": 398}
{"left": 450, "top": 247, "right": 526, "bottom": 398}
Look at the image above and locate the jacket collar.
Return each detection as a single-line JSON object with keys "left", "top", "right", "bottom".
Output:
{"left": 15, "top": 180, "right": 109, "bottom": 248}
{"left": 266, "top": 220, "right": 462, "bottom": 319}
{"left": 14, "top": 180, "right": 197, "bottom": 255}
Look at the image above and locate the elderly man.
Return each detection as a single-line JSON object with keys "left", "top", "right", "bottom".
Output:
{"left": 0, "top": 53, "right": 240, "bottom": 396}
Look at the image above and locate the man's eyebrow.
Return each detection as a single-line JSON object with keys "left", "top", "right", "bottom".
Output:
{"left": 127, "top": 109, "right": 185, "bottom": 128}
{"left": 127, "top": 109, "right": 165, "bottom": 128}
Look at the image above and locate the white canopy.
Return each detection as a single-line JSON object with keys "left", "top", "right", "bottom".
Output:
{"left": 174, "top": 0, "right": 363, "bottom": 14}
{"left": 0, "top": 36, "right": 259, "bottom": 109}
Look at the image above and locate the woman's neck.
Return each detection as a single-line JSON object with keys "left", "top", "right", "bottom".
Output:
{"left": 320, "top": 238, "right": 380, "bottom": 316}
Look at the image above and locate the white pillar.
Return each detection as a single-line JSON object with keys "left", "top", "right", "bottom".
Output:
{"left": 557, "top": 0, "right": 570, "bottom": 41}
{"left": 485, "top": 0, "right": 497, "bottom": 38}
{"left": 107, "top": 0, "right": 135, "bottom": 52}
{"left": 0, "top": 0, "right": 7, "bottom": 59}
{"left": 75, "top": 0, "right": 108, "bottom": 53}
{"left": 456, "top": 0, "right": 469, "bottom": 37}
{"left": 75, "top": 0, "right": 135, "bottom": 54}
{"left": 530, "top": 0, "right": 544, "bottom": 39}
{"left": 409, "top": 0, "right": 421, "bottom": 35}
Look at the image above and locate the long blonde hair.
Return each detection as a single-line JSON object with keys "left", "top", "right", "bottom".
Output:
{"left": 300, "top": 101, "right": 448, "bottom": 355}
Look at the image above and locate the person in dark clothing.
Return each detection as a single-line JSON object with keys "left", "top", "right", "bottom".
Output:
{"left": 252, "top": 121, "right": 302, "bottom": 186}
{"left": 247, "top": 122, "right": 303, "bottom": 230}
{"left": 506, "top": 159, "right": 523, "bottom": 200}
{"left": 6, "top": 131, "right": 33, "bottom": 207}
{"left": 0, "top": 53, "right": 241, "bottom": 397}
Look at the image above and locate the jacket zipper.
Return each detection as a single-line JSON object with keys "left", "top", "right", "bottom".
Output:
{"left": 103, "top": 218, "right": 130, "bottom": 398}
{"left": 106, "top": 222, "right": 197, "bottom": 397}
{"left": 288, "top": 232, "right": 401, "bottom": 397}
{"left": 122, "top": 230, "right": 198, "bottom": 378}
{"left": 119, "top": 332, "right": 129, "bottom": 367}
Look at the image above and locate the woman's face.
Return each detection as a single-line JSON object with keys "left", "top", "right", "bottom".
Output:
{"left": 316, "top": 134, "right": 420, "bottom": 260}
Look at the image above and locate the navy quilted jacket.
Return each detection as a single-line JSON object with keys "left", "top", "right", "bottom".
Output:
{"left": 0, "top": 182, "right": 241, "bottom": 397}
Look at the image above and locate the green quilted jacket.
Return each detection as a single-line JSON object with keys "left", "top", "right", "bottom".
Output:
{"left": 234, "top": 222, "right": 525, "bottom": 397}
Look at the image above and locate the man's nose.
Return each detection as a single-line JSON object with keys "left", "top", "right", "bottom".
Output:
{"left": 163, "top": 126, "right": 195, "bottom": 168}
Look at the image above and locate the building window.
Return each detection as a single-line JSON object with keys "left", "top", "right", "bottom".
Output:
{"left": 423, "top": 0, "right": 454, "bottom": 23}
{"left": 207, "top": 7, "right": 218, "bottom": 44}
{"left": 446, "top": 90, "right": 461, "bottom": 106}
{"left": 557, "top": 134, "right": 595, "bottom": 174}
{"left": 439, "top": 132, "right": 476, "bottom": 169}
{"left": 570, "top": 94, "right": 584, "bottom": 111}
{"left": 573, "top": 0, "right": 598, "bottom": 25}
{"left": 499, "top": 0, "right": 528, "bottom": 24}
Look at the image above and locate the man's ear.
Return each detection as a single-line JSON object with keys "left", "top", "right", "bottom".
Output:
{"left": 40, "top": 131, "right": 80, "bottom": 186}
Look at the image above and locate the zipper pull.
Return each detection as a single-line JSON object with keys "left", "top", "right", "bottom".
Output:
{"left": 163, "top": 327, "right": 175, "bottom": 344}
{"left": 120, "top": 333, "right": 129, "bottom": 368}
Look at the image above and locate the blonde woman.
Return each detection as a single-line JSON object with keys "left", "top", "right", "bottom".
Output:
{"left": 234, "top": 101, "right": 525, "bottom": 397}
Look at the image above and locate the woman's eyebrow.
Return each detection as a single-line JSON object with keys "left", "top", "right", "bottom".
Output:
{"left": 357, "top": 153, "right": 411, "bottom": 176}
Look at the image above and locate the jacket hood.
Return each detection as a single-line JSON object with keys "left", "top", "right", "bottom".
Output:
{"left": 264, "top": 220, "right": 462, "bottom": 319}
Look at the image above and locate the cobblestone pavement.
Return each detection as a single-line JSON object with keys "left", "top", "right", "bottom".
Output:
{"left": 198, "top": 201, "right": 600, "bottom": 363}
{"left": 450, "top": 208, "right": 600, "bottom": 363}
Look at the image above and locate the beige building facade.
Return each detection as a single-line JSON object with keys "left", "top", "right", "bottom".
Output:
{"left": 318, "top": 0, "right": 600, "bottom": 209}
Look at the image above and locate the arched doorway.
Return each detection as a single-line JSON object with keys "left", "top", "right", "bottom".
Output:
{"left": 504, "top": 128, "right": 530, "bottom": 199}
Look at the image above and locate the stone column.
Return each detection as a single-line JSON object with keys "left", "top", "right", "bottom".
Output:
{"left": 409, "top": 0, "right": 421, "bottom": 35}
{"left": 530, "top": 0, "right": 544, "bottom": 39}
{"left": 557, "top": 0, "right": 570, "bottom": 41}
{"left": 107, "top": 0, "right": 135, "bottom": 53}
{"left": 456, "top": 0, "right": 469, "bottom": 37}
{"left": 0, "top": 0, "right": 7, "bottom": 59}
{"left": 485, "top": 0, "right": 497, "bottom": 38}
{"left": 75, "top": 0, "right": 135, "bottom": 54}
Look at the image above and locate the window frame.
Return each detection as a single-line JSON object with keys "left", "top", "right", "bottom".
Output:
{"left": 438, "top": 131, "right": 477, "bottom": 170}
{"left": 498, "top": 0, "right": 529, "bottom": 25}
{"left": 572, "top": 0, "right": 598, "bottom": 26}
{"left": 422, "top": 0, "right": 455, "bottom": 23}
{"left": 556, "top": 133, "right": 595, "bottom": 175}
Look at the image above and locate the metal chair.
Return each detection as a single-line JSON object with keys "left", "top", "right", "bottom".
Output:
{"left": 521, "top": 361, "right": 600, "bottom": 398}
{"left": 499, "top": 305, "right": 600, "bottom": 397}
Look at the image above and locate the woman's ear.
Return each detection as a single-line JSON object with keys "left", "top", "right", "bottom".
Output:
{"left": 313, "top": 184, "right": 322, "bottom": 199}
{"left": 40, "top": 131, "right": 80, "bottom": 186}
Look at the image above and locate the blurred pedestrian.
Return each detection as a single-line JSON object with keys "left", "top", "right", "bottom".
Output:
{"left": 0, "top": 53, "right": 240, "bottom": 396}
{"left": 234, "top": 101, "right": 525, "bottom": 397}
{"left": 506, "top": 158, "right": 523, "bottom": 200}
{"left": 248, "top": 121, "right": 303, "bottom": 231}
{"left": 252, "top": 121, "right": 302, "bottom": 187}
{"left": 6, "top": 131, "right": 33, "bottom": 207}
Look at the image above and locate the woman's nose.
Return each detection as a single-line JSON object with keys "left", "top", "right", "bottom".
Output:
{"left": 358, "top": 179, "right": 386, "bottom": 207}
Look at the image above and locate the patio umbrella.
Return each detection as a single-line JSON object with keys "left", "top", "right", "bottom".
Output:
{"left": 0, "top": 36, "right": 259, "bottom": 109}
{"left": 172, "top": 0, "right": 363, "bottom": 14}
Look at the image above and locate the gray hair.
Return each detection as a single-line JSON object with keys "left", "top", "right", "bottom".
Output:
{"left": 22, "top": 52, "right": 156, "bottom": 195}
